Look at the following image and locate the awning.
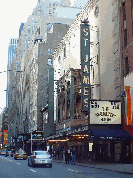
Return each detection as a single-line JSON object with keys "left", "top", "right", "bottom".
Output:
{"left": 89, "top": 129, "right": 131, "bottom": 140}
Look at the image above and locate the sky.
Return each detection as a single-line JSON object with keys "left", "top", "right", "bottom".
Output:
{"left": 0, "top": 0, "right": 89, "bottom": 114}
{"left": 0, "top": 0, "right": 38, "bottom": 113}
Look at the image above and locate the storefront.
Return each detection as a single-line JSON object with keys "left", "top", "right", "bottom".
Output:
{"left": 89, "top": 128, "right": 131, "bottom": 163}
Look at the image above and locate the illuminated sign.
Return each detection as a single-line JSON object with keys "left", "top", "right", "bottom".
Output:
{"left": 126, "top": 86, "right": 132, "bottom": 125}
{"left": 3, "top": 130, "right": 8, "bottom": 144}
{"left": 80, "top": 23, "right": 90, "bottom": 112}
{"left": 32, "top": 131, "right": 43, "bottom": 140}
{"left": 90, "top": 100, "right": 121, "bottom": 124}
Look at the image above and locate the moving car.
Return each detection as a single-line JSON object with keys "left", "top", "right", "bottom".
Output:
{"left": 11, "top": 150, "right": 14, "bottom": 157}
{"left": 1, "top": 149, "right": 6, "bottom": 155}
{"left": 5, "top": 151, "right": 9, "bottom": 157}
{"left": 8, "top": 151, "right": 11, "bottom": 156}
{"left": 14, "top": 150, "right": 27, "bottom": 160}
{"left": 28, "top": 151, "right": 52, "bottom": 167}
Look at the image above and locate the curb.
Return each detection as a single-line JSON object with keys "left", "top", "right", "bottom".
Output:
{"left": 53, "top": 160, "right": 133, "bottom": 174}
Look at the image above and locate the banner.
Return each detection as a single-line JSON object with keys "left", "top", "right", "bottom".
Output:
{"left": 80, "top": 22, "right": 90, "bottom": 112}
{"left": 126, "top": 86, "right": 132, "bottom": 125}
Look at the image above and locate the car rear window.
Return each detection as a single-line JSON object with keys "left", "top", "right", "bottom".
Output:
{"left": 35, "top": 152, "right": 48, "bottom": 155}
{"left": 17, "top": 151, "right": 24, "bottom": 153}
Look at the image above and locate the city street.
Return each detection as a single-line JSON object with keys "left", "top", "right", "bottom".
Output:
{"left": 0, "top": 155, "right": 132, "bottom": 178}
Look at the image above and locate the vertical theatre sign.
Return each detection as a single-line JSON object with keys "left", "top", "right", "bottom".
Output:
{"left": 80, "top": 21, "right": 90, "bottom": 112}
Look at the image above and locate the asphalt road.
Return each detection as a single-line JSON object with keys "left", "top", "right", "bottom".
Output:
{"left": 0, "top": 155, "right": 133, "bottom": 178}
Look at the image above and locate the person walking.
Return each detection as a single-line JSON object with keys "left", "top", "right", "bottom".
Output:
{"left": 67, "top": 148, "right": 71, "bottom": 163}
{"left": 126, "top": 146, "right": 130, "bottom": 164}
{"left": 65, "top": 149, "right": 69, "bottom": 164}
{"left": 71, "top": 148, "right": 76, "bottom": 165}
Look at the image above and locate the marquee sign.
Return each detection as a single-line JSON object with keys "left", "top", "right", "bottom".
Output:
{"left": 90, "top": 100, "right": 121, "bottom": 124}
{"left": 80, "top": 22, "right": 90, "bottom": 112}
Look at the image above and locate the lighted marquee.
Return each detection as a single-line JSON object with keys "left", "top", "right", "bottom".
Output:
{"left": 90, "top": 100, "right": 121, "bottom": 124}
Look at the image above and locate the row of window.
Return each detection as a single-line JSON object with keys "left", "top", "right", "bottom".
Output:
{"left": 10, "top": 39, "right": 18, "bottom": 44}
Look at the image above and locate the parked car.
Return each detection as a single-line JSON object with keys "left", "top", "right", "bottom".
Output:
{"left": 28, "top": 151, "right": 52, "bottom": 167}
{"left": 1, "top": 149, "right": 6, "bottom": 155}
{"left": 14, "top": 150, "right": 27, "bottom": 160}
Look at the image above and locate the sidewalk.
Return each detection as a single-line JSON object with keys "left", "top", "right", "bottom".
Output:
{"left": 52, "top": 158, "right": 133, "bottom": 174}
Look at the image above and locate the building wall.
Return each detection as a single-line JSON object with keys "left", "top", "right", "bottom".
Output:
{"left": 37, "top": 23, "right": 70, "bottom": 131}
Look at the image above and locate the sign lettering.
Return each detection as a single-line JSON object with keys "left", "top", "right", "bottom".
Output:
{"left": 81, "top": 23, "right": 90, "bottom": 112}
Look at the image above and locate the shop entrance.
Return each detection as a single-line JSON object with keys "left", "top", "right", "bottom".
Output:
{"left": 96, "top": 144, "right": 108, "bottom": 161}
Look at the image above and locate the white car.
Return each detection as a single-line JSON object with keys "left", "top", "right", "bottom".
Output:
{"left": 28, "top": 151, "right": 52, "bottom": 167}
{"left": 1, "top": 150, "right": 6, "bottom": 155}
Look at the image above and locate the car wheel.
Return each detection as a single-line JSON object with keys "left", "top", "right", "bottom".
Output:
{"left": 14, "top": 157, "right": 16, "bottom": 160}
{"left": 49, "top": 164, "right": 52, "bottom": 168}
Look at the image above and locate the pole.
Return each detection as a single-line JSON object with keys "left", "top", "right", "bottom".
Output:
{"left": 23, "top": 136, "right": 24, "bottom": 151}
{"left": 31, "top": 131, "right": 32, "bottom": 153}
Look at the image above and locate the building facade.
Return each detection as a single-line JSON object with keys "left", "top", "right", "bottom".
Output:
{"left": 45, "top": 0, "right": 132, "bottom": 163}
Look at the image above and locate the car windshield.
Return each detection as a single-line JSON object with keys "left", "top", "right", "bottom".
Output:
{"left": 35, "top": 151, "right": 48, "bottom": 155}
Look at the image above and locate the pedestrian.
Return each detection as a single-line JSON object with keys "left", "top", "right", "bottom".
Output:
{"left": 65, "top": 149, "right": 69, "bottom": 164}
{"left": 63, "top": 149, "right": 65, "bottom": 163}
{"left": 67, "top": 148, "right": 71, "bottom": 163}
{"left": 53, "top": 150, "right": 56, "bottom": 159}
{"left": 126, "top": 146, "right": 130, "bottom": 164}
{"left": 71, "top": 148, "right": 76, "bottom": 165}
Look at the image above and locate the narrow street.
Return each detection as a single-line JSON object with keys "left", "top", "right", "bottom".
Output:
{"left": 0, "top": 155, "right": 132, "bottom": 178}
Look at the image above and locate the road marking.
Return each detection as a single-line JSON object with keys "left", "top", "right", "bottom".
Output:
{"left": 10, "top": 160, "right": 12, "bottom": 161}
{"left": 30, "top": 169, "right": 36, "bottom": 173}
{"left": 68, "top": 169, "right": 71, "bottom": 170}
{"left": 17, "top": 163, "right": 20, "bottom": 165}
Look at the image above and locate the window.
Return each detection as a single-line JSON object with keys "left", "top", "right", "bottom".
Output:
{"left": 123, "top": 2, "right": 126, "bottom": 20}
{"left": 64, "top": 46, "right": 66, "bottom": 58}
{"left": 125, "top": 57, "right": 129, "bottom": 75}
{"left": 47, "top": 23, "right": 51, "bottom": 31}
{"left": 48, "top": 59, "right": 52, "bottom": 65}
{"left": 48, "top": 49, "right": 52, "bottom": 55}
{"left": 28, "top": 30, "right": 30, "bottom": 34}
{"left": 131, "top": 0, "right": 133, "bottom": 17}
{"left": 124, "top": 29, "right": 127, "bottom": 47}
{"left": 25, "top": 35, "right": 27, "bottom": 39}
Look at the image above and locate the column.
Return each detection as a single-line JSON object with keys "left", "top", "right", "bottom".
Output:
{"left": 70, "top": 74, "right": 74, "bottom": 120}
{"left": 65, "top": 81, "right": 67, "bottom": 121}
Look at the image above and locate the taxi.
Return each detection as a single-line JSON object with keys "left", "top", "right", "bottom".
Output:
{"left": 14, "top": 149, "right": 27, "bottom": 160}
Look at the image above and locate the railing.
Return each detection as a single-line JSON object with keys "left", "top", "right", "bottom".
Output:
{"left": 56, "top": 118, "right": 88, "bottom": 131}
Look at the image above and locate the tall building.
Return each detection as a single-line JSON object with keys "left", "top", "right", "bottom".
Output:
{"left": 7, "top": 38, "right": 18, "bottom": 109}
{"left": 19, "top": 23, "right": 24, "bottom": 38}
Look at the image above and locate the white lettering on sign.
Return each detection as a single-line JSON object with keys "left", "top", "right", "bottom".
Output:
{"left": 81, "top": 24, "right": 90, "bottom": 111}
{"left": 84, "top": 65, "right": 89, "bottom": 73}
{"left": 84, "top": 98, "right": 88, "bottom": 107}
{"left": 83, "top": 76, "right": 90, "bottom": 84}
{"left": 84, "top": 87, "right": 89, "bottom": 95}
{"left": 83, "top": 38, "right": 88, "bottom": 46}
{"left": 84, "top": 54, "right": 88, "bottom": 62}
{"left": 83, "top": 28, "right": 88, "bottom": 36}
